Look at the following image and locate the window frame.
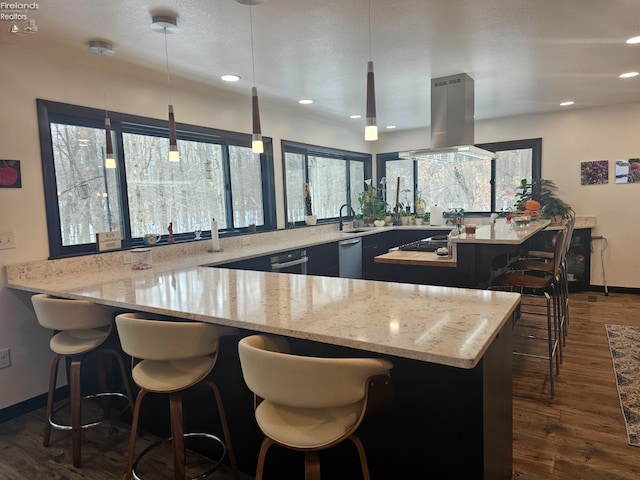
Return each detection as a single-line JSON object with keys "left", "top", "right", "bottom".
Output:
{"left": 37, "top": 99, "right": 276, "bottom": 258}
{"left": 376, "top": 138, "right": 541, "bottom": 214}
{"left": 281, "top": 140, "right": 372, "bottom": 227}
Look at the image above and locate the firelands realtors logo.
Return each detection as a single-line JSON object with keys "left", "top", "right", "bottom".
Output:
{"left": 1, "top": 2, "right": 39, "bottom": 35}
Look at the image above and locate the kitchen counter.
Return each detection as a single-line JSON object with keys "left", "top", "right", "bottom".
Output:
{"left": 7, "top": 254, "right": 518, "bottom": 369}
{"left": 375, "top": 249, "right": 458, "bottom": 267}
{"left": 6, "top": 223, "right": 517, "bottom": 478}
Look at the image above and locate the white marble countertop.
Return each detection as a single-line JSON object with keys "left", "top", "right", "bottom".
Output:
{"left": 8, "top": 261, "right": 520, "bottom": 369}
{"left": 450, "top": 218, "right": 551, "bottom": 244}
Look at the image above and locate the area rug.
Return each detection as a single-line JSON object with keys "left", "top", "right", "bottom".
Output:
{"left": 605, "top": 324, "right": 640, "bottom": 446}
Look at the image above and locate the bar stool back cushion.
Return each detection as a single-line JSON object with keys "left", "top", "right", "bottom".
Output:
{"left": 116, "top": 313, "right": 236, "bottom": 392}
{"left": 239, "top": 334, "right": 393, "bottom": 449}
{"left": 32, "top": 294, "right": 116, "bottom": 355}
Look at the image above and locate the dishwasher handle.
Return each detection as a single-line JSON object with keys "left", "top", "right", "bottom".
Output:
{"left": 271, "top": 256, "right": 309, "bottom": 270}
{"left": 339, "top": 238, "right": 362, "bottom": 246}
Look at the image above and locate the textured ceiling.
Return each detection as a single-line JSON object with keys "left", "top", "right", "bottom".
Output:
{"left": 4, "top": 0, "right": 640, "bottom": 131}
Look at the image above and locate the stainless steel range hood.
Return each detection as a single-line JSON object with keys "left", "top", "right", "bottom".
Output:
{"left": 399, "top": 73, "right": 495, "bottom": 161}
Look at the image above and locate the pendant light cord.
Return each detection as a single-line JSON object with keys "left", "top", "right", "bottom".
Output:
{"left": 164, "top": 27, "right": 172, "bottom": 104}
{"left": 100, "top": 53, "right": 108, "bottom": 117}
{"left": 250, "top": 4, "right": 256, "bottom": 87}
{"left": 368, "top": 0, "right": 372, "bottom": 61}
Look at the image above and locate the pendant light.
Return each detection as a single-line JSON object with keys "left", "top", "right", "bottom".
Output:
{"left": 151, "top": 15, "right": 180, "bottom": 162}
{"left": 237, "top": 0, "right": 266, "bottom": 154}
{"left": 88, "top": 40, "right": 116, "bottom": 169}
{"left": 365, "top": 0, "right": 378, "bottom": 141}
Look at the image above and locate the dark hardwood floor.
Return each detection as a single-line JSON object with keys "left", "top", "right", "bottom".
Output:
{"left": 512, "top": 291, "right": 640, "bottom": 479}
{"left": 1, "top": 291, "right": 639, "bottom": 479}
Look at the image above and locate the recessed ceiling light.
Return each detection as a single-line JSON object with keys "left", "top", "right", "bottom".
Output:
{"left": 385, "top": 125, "right": 397, "bottom": 129}
{"left": 626, "top": 35, "right": 640, "bottom": 44}
{"left": 619, "top": 71, "right": 639, "bottom": 79}
{"left": 298, "top": 99, "right": 313, "bottom": 105}
{"left": 350, "top": 114, "right": 362, "bottom": 119}
{"left": 221, "top": 74, "right": 241, "bottom": 82}
{"left": 560, "top": 101, "right": 575, "bottom": 106}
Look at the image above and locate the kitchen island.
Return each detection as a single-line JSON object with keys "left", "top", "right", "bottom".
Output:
{"left": 7, "top": 230, "right": 519, "bottom": 479}
{"left": 375, "top": 218, "right": 551, "bottom": 287}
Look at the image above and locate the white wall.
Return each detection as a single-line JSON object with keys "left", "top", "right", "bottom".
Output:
{"left": 377, "top": 103, "right": 640, "bottom": 290}
{"left": 1, "top": 41, "right": 639, "bottom": 411}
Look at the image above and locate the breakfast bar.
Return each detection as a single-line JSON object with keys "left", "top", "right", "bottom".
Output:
{"left": 375, "top": 219, "right": 551, "bottom": 287}
{"left": 8, "top": 246, "right": 519, "bottom": 479}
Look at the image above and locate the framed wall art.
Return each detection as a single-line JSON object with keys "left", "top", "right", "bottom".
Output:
{"left": 581, "top": 160, "right": 608, "bottom": 185}
{"left": 615, "top": 158, "right": 640, "bottom": 184}
{"left": 0, "top": 160, "right": 21, "bottom": 188}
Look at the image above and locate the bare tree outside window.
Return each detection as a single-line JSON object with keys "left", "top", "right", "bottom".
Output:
{"left": 123, "top": 133, "right": 227, "bottom": 236}
{"left": 50, "top": 123, "right": 122, "bottom": 246}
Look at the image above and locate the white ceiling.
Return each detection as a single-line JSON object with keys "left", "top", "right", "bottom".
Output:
{"left": 4, "top": 0, "right": 640, "bottom": 132}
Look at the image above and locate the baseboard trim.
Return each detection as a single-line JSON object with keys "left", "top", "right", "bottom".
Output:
{"left": 0, "top": 387, "right": 69, "bottom": 424}
{"left": 586, "top": 285, "right": 640, "bottom": 295}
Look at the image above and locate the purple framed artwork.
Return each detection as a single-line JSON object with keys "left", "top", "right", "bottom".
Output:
{"left": 615, "top": 158, "right": 640, "bottom": 184}
{"left": 580, "top": 160, "right": 608, "bottom": 185}
{"left": 0, "top": 160, "right": 21, "bottom": 188}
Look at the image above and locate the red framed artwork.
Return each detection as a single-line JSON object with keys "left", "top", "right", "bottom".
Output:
{"left": 0, "top": 160, "right": 21, "bottom": 188}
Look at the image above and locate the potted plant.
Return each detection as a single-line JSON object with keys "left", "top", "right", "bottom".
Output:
{"left": 358, "top": 183, "right": 387, "bottom": 227}
{"left": 304, "top": 183, "right": 317, "bottom": 225}
{"left": 515, "top": 178, "right": 573, "bottom": 223}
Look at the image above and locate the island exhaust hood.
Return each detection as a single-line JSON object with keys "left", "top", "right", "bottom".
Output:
{"left": 399, "top": 73, "right": 495, "bottom": 161}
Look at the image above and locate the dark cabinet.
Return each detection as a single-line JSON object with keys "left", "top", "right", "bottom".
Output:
{"left": 526, "top": 227, "right": 592, "bottom": 291}
{"left": 216, "top": 255, "right": 271, "bottom": 272}
{"left": 306, "top": 242, "right": 339, "bottom": 277}
{"left": 566, "top": 228, "right": 591, "bottom": 291}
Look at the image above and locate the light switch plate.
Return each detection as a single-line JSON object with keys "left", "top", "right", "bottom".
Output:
{"left": 0, "top": 231, "right": 15, "bottom": 250}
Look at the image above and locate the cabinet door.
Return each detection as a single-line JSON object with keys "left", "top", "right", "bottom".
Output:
{"left": 306, "top": 242, "right": 339, "bottom": 277}
{"left": 566, "top": 228, "right": 591, "bottom": 290}
{"left": 217, "top": 255, "right": 271, "bottom": 272}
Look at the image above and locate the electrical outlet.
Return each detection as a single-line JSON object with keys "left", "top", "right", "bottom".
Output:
{"left": 0, "top": 348, "right": 10, "bottom": 369}
{"left": 0, "top": 231, "right": 16, "bottom": 250}
{"left": 242, "top": 237, "right": 251, "bottom": 246}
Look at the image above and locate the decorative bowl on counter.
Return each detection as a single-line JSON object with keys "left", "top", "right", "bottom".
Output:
{"left": 513, "top": 215, "right": 531, "bottom": 228}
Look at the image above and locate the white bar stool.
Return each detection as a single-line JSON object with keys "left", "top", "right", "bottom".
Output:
{"left": 238, "top": 334, "right": 393, "bottom": 480}
{"left": 31, "top": 293, "right": 135, "bottom": 468}
{"left": 115, "top": 313, "right": 240, "bottom": 480}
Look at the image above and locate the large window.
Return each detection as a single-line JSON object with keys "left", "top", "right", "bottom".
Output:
{"left": 38, "top": 100, "right": 275, "bottom": 258}
{"left": 282, "top": 141, "right": 371, "bottom": 225}
{"left": 378, "top": 138, "right": 541, "bottom": 214}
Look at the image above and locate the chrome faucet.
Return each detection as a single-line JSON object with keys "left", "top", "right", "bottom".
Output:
{"left": 339, "top": 203, "right": 356, "bottom": 231}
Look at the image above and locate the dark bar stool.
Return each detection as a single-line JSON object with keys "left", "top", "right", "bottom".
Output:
{"left": 31, "top": 293, "right": 134, "bottom": 468}
{"left": 115, "top": 313, "right": 240, "bottom": 480}
{"left": 491, "top": 227, "right": 567, "bottom": 398}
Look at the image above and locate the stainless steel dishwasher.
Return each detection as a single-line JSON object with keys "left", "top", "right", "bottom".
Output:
{"left": 339, "top": 238, "right": 362, "bottom": 278}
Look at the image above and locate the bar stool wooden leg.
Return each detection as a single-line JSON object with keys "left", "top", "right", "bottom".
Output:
{"left": 69, "top": 357, "right": 82, "bottom": 468}
{"left": 169, "top": 393, "right": 186, "bottom": 480}
{"left": 255, "top": 437, "right": 275, "bottom": 480}
{"left": 304, "top": 451, "right": 321, "bottom": 480}
{"left": 43, "top": 354, "right": 62, "bottom": 447}
{"left": 125, "top": 390, "right": 147, "bottom": 480}
{"left": 203, "top": 379, "right": 240, "bottom": 480}
{"left": 349, "top": 434, "right": 371, "bottom": 480}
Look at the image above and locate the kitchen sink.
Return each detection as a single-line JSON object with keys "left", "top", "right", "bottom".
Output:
{"left": 342, "top": 229, "right": 368, "bottom": 233}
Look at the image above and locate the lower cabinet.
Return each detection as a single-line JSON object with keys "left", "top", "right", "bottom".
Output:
{"left": 216, "top": 255, "right": 271, "bottom": 272}
{"left": 306, "top": 242, "right": 339, "bottom": 277}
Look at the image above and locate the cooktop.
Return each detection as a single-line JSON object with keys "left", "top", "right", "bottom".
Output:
{"left": 398, "top": 236, "right": 449, "bottom": 252}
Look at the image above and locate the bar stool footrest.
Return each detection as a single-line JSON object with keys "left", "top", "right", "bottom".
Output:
{"left": 132, "top": 432, "right": 227, "bottom": 480}
{"left": 49, "top": 392, "right": 130, "bottom": 430}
